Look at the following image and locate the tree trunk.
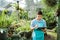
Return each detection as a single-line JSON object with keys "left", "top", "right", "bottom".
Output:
{"left": 57, "top": 0, "right": 60, "bottom": 40}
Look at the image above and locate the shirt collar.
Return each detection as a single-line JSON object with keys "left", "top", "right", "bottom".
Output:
{"left": 35, "top": 18, "right": 43, "bottom": 22}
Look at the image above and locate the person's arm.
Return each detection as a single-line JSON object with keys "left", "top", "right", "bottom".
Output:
{"left": 42, "top": 21, "right": 47, "bottom": 33}
{"left": 30, "top": 20, "right": 38, "bottom": 31}
{"left": 41, "top": 28, "right": 46, "bottom": 32}
{"left": 30, "top": 25, "right": 38, "bottom": 30}
{"left": 30, "top": 27, "right": 35, "bottom": 31}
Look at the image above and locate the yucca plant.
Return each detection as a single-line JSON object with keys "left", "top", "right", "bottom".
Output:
{"left": 0, "top": 10, "right": 15, "bottom": 28}
{"left": 0, "top": 10, "right": 8, "bottom": 27}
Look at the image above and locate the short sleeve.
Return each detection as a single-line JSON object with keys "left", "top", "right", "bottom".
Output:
{"left": 30, "top": 20, "right": 35, "bottom": 28}
{"left": 43, "top": 21, "right": 47, "bottom": 27}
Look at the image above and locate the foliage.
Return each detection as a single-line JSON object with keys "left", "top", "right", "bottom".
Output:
{"left": 0, "top": 9, "right": 19, "bottom": 28}
{"left": 0, "top": 10, "right": 10, "bottom": 27}
{"left": 57, "top": 8, "right": 60, "bottom": 16}
{"left": 16, "top": 20, "right": 30, "bottom": 32}
{"left": 19, "top": 11, "right": 28, "bottom": 20}
{"left": 11, "top": 3, "right": 28, "bottom": 20}
{"left": 42, "top": 8, "right": 57, "bottom": 29}
{"left": 39, "top": 0, "right": 58, "bottom": 29}
{"left": 43, "top": 0, "right": 57, "bottom": 7}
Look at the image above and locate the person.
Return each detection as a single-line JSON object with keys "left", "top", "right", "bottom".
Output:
{"left": 30, "top": 11, "right": 47, "bottom": 40}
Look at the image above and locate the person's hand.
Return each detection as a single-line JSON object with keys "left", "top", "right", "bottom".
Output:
{"left": 30, "top": 25, "right": 38, "bottom": 30}
{"left": 41, "top": 28, "right": 46, "bottom": 33}
{"left": 34, "top": 25, "right": 38, "bottom": 29}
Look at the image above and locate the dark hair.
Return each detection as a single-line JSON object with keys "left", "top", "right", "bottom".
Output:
{"left": 37, "top": 11, "right": 42, "bottom": 15}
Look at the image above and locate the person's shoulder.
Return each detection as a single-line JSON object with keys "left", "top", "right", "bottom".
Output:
{"left": 31, "top": 19, "right": 36, "bottom": 22}
{"left": 42, "top": 19, "right": 46, "bottom": 22}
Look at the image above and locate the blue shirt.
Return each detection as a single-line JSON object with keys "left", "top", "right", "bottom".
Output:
{"left": 30, "top": 19, "right": 47, "bottom": 40}
{"left": 30, "top": 19, "right": 46, "bottom": 28}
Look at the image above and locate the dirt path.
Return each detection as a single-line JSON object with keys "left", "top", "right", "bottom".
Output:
{"left": 44, "top": 33, "right": 56, "bottom": 40}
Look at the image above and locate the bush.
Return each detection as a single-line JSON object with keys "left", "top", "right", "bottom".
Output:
{"left": 45, "top": 0, "right": 57, "bottom": 7}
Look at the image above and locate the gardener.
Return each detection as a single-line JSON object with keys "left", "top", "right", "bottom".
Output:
{"left": 30, "top": 11, "right": 47, "bottom": 40}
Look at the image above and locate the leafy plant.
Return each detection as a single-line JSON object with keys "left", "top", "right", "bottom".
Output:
{"left": 45, "top": 0, "right": 57, "bottom": 7}
{"left": 0, "top": 9, "right": 18, "bottom": 28}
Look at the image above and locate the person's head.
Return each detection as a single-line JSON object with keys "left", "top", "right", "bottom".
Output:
{"left": 36, "top": 11, "right": 43, "bottom": 20}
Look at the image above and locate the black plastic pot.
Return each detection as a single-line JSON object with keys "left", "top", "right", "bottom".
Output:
{"left": 0, "top": 28, "right": 7, "bottom": 40}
